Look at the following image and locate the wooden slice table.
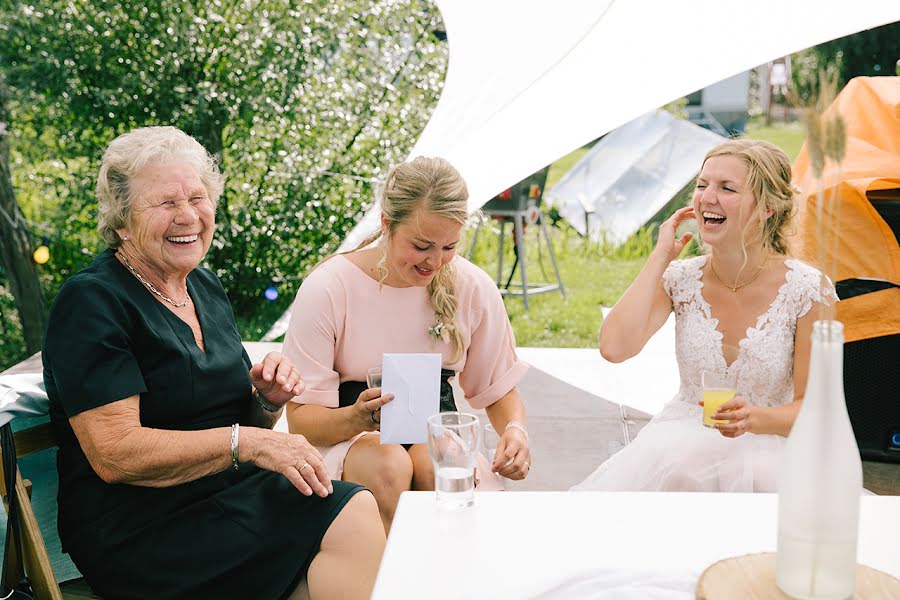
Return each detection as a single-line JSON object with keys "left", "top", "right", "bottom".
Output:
{"left": 697, "top": 552, "right": 900, "bottom": 599}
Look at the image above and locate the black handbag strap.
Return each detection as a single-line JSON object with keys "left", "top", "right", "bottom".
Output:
{"left": 1, "top": 422, "right": 30, "bottom": 595}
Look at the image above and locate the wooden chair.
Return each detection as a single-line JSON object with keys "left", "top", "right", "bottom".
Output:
{"left": 1, "top": 419, "right": 101, "bottom": 599}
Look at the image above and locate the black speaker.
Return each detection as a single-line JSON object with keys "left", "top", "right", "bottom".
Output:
{"left": 843, "top": 333, "right": 900, "bottom": 463}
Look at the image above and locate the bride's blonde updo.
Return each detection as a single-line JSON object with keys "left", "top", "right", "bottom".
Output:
{"left": 701, "top": 139, "right": 797, "bottom": 255}
{"left": 351, "top": 157, "right": 469, "bottom": 362}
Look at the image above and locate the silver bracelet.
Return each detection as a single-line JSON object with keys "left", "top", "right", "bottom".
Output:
{"left": 230, "top": 423, "right": 240, "bottom": 471}
{"left": 505, "top": 420, "right": 529, "bottom": 442}
{"left": 255, "top": 389, "right": 282, "bottom": 413}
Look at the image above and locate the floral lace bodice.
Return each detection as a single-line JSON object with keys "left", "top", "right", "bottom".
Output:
{"left": 656, "top": 256, "right": 838, "bottom": 421}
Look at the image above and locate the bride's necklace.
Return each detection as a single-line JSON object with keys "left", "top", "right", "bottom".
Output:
{"left": 118, "top": 253, "right": 191, "bottom": 308}
{"left": 710, "top": 256, "right": 769, "bottom": 292}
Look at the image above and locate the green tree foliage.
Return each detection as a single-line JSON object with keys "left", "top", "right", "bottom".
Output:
{"left": 791, "top": 20, "right": 900, "bottom": 102}
{"left": 0, "top": 0, "right": 447, "bottom": 337}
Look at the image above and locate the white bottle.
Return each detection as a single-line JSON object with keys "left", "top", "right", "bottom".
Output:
{"left": 776, "top": 320, "right": 862, "bottom": 599}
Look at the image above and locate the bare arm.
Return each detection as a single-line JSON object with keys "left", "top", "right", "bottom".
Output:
{"left": 71, "top": 395, "right": 332, "bottom": 496}
{"left": 599, "top": 206, "right": 694, "bottom": 362}
{"left": 70, "top": 395, "right": 232, "bottom": 486}
{"left": 286, "top": 403, "right": 368, "bottom": 446}
{"left": 285, "top": 387, "right": 393, "bottom": 447}
{"left": 484, "top": 387, "right": 526, "bottom": 434}
{"left": 484, "top": 387, "right": 531, "bottom": 480}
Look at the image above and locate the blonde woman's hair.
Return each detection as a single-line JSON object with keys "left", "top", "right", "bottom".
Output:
{"left": 701, "top": 139, "right": 796, "bottom": 255}
{"left": 349, "top": 156, "right": 469, "bottom": 362}
{"left": 96, "top": 126, "right": 225, "bottom": 248}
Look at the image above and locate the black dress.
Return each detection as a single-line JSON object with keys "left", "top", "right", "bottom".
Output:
{"left": 43, "top": 250, "right": 363, "bottom": 600}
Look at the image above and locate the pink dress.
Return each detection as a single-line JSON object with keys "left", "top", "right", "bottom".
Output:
{"left": 282, "top": 254, "right": 529, "bottom": 483}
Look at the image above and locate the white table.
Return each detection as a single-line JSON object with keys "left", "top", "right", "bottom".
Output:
{"left": 372, "top": 491, "right": 900, "bottom": 599}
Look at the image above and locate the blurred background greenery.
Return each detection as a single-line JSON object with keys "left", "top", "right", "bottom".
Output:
{"left": 1, "top": 0, "right": 448, "bottom": 368}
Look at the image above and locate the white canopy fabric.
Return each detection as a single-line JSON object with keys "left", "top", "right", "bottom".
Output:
{"left": 264, "top": 2, "right": 900, "bottom": 340}
{"left": 548, "top": 110, "right": 724, "bottom": 244}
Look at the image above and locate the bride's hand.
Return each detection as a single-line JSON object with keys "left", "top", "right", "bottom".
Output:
{"left": 711, "top": 395, "right": 753, "bottom": 438}
{"left": 653, "top": 206, "right": 695, "bottom": 262}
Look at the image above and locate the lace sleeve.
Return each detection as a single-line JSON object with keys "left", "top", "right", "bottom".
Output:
{"left": 786, "top": 260, "right": 839, "bottom": 321}
{"left": 661, "top": 257, "right": 704, "bottom": 306}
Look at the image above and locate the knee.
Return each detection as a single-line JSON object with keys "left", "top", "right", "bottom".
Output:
{"left": 324, "top": 491, "right": 385, "bottom": 551}
{"left": 340, "top": 490, "right": 381, "bottom": 529}
{"left": 349, "top": 490, "right": 381, "bottom": 524}
{"left": 364, "top": 446, "right": 414, "bottom": 497}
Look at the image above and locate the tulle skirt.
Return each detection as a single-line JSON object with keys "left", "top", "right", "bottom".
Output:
{"left": 571, "top": 400, "right": 785, "bottom": 492}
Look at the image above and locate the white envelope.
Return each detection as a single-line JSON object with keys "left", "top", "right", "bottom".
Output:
{"left": 379, "top": 353, "right": 441, "bottom": 445}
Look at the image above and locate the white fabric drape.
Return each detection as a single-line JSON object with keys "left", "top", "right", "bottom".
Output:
{"left": 341, "top": 1, "right": 900, "bottom": 251}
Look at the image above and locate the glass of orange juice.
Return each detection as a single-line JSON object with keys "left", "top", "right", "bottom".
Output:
{"left": 702, "top": 368, "right": 736, "bottom": 427}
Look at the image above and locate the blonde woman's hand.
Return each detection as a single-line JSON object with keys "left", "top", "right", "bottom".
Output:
{"left": 712, "top": 395, "right": 753, "bottom": 438}
{"left": 654, "top": 206, "right": 695, "bottom": 263}
{"left": 352, "top": 387, "right": 394, "bottom": 433}
{"left": 241, "top": 428, "right": 332, "bottom": 497}
{"left": 492, "top": 427, "right": 531, "bottom": 480}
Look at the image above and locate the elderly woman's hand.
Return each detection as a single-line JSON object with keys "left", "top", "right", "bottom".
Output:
{"left": 711, "top": 395, "right": 753, "bottom": 438}
{"left": 492, "top": 424, "right": 531, "bottom": 480}
{"left": 250, "top": 351, "right": 304, "bottom": 409}
{"left": 241, "top": 428, "right": 333, "bottom": 497}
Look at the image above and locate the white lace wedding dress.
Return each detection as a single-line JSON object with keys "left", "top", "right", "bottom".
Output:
{"left": 572, "top": 256, "right": 837, "bottom": 493}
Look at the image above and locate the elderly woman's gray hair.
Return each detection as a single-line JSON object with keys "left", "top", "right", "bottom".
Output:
{"left": 96, "top": 126, "right": 225, "bottom": 248}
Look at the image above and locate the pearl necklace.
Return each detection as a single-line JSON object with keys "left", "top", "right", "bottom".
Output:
{"left": 119, "top": 253, "right": 191, "bottom": 308}
{"left": 709, "top": 256, "right": 769, "bottom": 292}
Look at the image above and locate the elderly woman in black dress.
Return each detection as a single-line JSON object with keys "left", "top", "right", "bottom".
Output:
{"left": 42, "top": 126, "right": 384, "bottom": 599}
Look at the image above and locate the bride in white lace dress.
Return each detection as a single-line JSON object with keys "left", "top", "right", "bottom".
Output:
{"left": 573, "top": 139, "right": 837, "bottom": 493}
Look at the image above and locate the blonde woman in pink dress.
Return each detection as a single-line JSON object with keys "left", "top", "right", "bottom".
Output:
{"left": 283, "top": 157, "right": 531, "bottom": 531}
{"left": 574, "top": 140, "right": 837, "bottom": 492}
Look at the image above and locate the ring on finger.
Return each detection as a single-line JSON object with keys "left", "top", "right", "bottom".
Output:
{"left": 523, "top": 461, "right": 530, "bottom": 470}
{"left": 298, "top": 462, "right": 312, "bottom": 474}
{"left": 371, "top": 410, "right": 380, "bottom": 424}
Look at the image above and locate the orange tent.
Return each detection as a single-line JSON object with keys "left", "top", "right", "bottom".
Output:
{"left": 792, "top": 76, "right": 900, "bottom": 343}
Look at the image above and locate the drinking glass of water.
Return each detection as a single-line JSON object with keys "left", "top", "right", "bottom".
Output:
{"left": 366, "top": 366, "right": 382, "bottom": 389}
{"left": 426, "top": 412, "right": 480, "bottom": 509}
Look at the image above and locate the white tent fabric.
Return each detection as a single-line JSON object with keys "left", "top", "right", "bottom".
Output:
{"left": 341, "top": 1, "right": 900, "bottom": 252}
{"left": 547, "top": 110, "right": 724, "bottom": 244}
{"left": 264, "top": 2, "right": 900, "bottom": 340}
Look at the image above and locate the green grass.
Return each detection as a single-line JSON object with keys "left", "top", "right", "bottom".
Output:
{"left": 743, "top": 118, "right": 807, "bottom": 161}
{"left": 502, "top": 252, "right": 644, "bottom": 347}
{"left": 465, "top": 222, "right": 646, "bottom": 347}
